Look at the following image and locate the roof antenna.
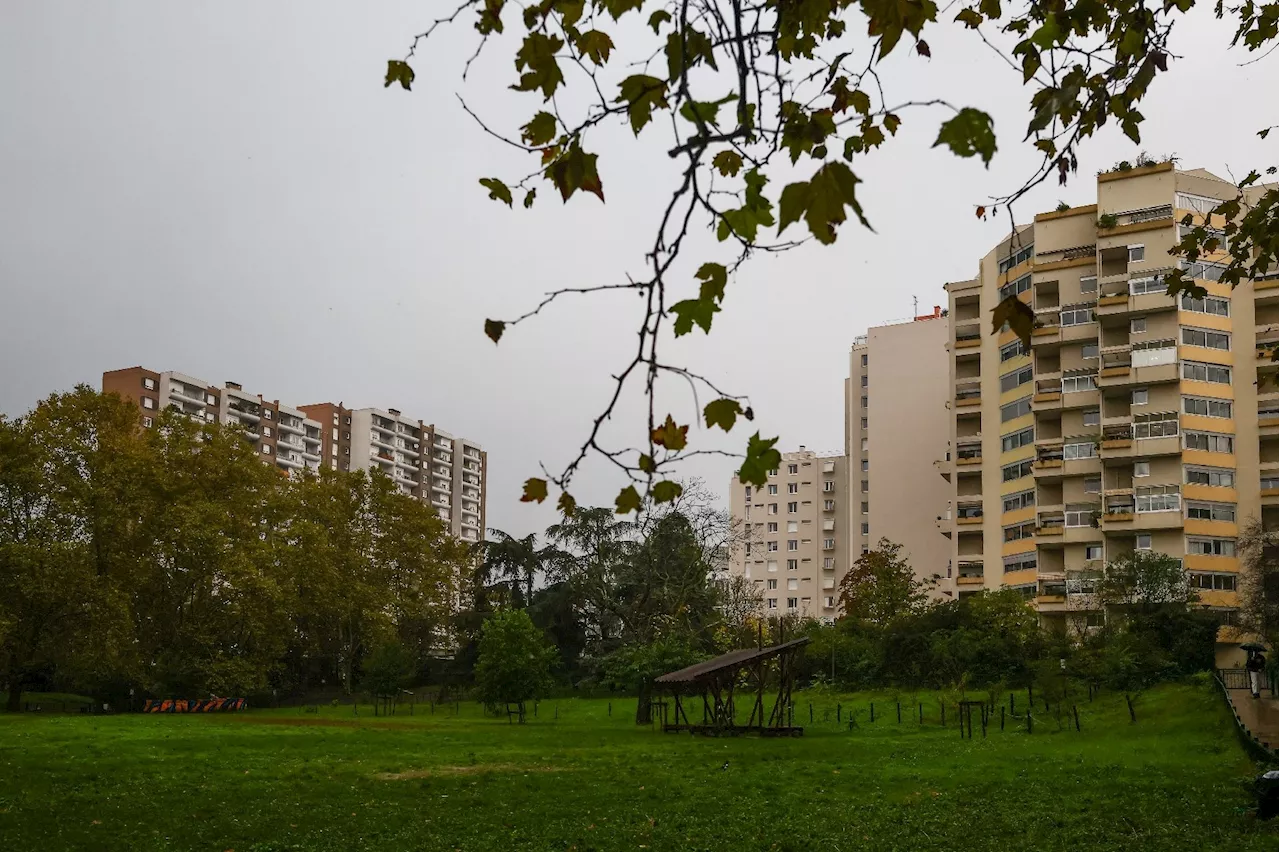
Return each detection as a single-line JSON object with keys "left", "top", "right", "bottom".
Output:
{"left": 913, "top": 295, "right": 918, "bottom": 317}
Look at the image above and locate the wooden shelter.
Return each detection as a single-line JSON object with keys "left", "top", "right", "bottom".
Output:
{"left": 653, "top": 637, "right": 810, "bottom": 736}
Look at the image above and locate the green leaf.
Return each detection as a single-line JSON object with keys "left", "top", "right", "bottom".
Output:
{"left": 651, "top": 414, "right": 689, "bottom": 451}
{"left": 648, "top": 9, "right": 672, "bottom": 32}
{"left": 545, "top": 140, "right": 605, "bottom": 202}
{"left": 615, "top": 75, "right": 669, "bottom": 134}
{"left": 716, "top": 168, "right": 775, "bottom": 244}
{"left": 384, "top": 60, "right": 415, "bottom": 90}
{"left": 479, "top": 178, "right": 513, "bottom": 207}
{"left": 850, "top": 89, "right": 871, "bottom": 115}
{"left": 712, "top": 150, "right": 743, "bottom": 177}
{"left": 738, "top": 432, "right": 781, "bottom": 487}
{"left": 638, "top": 453, "right": 656, "bottom": 474}
{"left": 665, "top": 29, "right": 717, "bottom": 82}
{"left": 671, "top": 298, "right": 720, "bottom": 336}
{"left": 484, "top": 319, "right": 505, "bottom": 343}
{"left": 704, "top": 398, "right": 742, "bottom": 431}
{"left": 523, "top": 188, "right": 537, "bottom": 209}
{"left": 520, "top": 477, "right": 548, "bottom": 503}
{"left": 601, "top": 0, "right": 643, "bottom": 21}
{"left": 1034, "top": 139, "right": 1056, "bottom": 157}
{"left": 652, "top": 480, "right": 684, "bottom": 504}
{"left": 511, "top": 32, "right": 565, "bottom": 100}
{"left": 978, "top": 0, "right": 1000, "bottom": 17}
{"left": 778, "top": 161, "right": 871, "bottom": 244}
{"left": 556, "top": 491, "right": 577, "bottom": 516}
{"left": 576, "top": 29, "right": 614, "bottom": 65}
{"left": 933, "top": 108, "right": 997, "bottom": 166}
{"left": 883, "top": 113, "right": 902, "bottom": 135}
{"left": 679, "top": 93, "right": 736, "bottom": 127}
{"left": 477, "top": 0, "right": 506, "bottom": 34}
{"left": 694, "top": 262, "right": 728, "bottom": 302}
{"left": 778, "top": 181, "right": 810, "bottom": 235}
{"left": 614, "top": 485, "right": 643, "bottom": 515}
{"left": 521, "top": 111, "right": 558, "bottom": 146}
{"left": 955, "top": 8, "right": 983, "bottom": 27}
{"left": 990, "top": 294, "right": 1036, "bottom": 346}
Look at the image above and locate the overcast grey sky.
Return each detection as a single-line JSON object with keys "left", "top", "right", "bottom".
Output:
{"left": 2, "top": 2, "right": 1275, "bottom": 538}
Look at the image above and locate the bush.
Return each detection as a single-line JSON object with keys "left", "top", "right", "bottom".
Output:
{"left": 475, "top": 610, "right": 557, "bottom": 710}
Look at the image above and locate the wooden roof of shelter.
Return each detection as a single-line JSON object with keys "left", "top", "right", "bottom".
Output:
{"left": 654, "top": 637, "right": 810, "bottom": 685}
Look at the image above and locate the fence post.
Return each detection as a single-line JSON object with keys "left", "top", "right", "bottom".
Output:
{"left": 1000, "top": 706, "right": 1005, "bottom": 731}
{"left": 897, "top": 702, "right": 901, "bottom": 724}
{"left": 1125, "top": 694, "right": 1136, "bottom": 723}
{"left": 1009, "top": 692, "right": 1014, "bottom": 714}
{"left": 810, "top": 703, "right": 814, "bottom": 723}
{"left": 941, "top": 702, "right": 945, "bottom": 726}
{"left": 870, "top": 703, "right": 875, "bottom": 723}
{"left": 1072, "top": 705, "right": 1080, "bottom": 731}
{"left": 608, "top": 701, "right": 612, "bottom": 717}
{"left": 918, "top": 702, "right": 922, "bottom": 724}
{"left": 837, "top": 703, "right": 841, "bottom": 723}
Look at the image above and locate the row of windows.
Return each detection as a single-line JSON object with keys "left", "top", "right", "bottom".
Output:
{"left": 1182, "top": 327, "right": 1230, "bottom": 350}
{"left": 1001, "top": 396, "right": 1032, "bottom": 422}
{"left": 1184, "top": 396, "right": 1232, "bottom": 418}
{"left": 1002, "top": 459, "right": 1034, "bottom": 482}
{"left": 1187, "top": 537, "right": 1236, "bottom": 556}
{"left": 1180, "top": 293, "right": 1230, "bottom": 316}
{"left": 1003, "top": 521, "right": 1036, "bottom": 541}
{"left": 1186, "top": 466, "right": 1234, "bottom": 487}
{"left": 1183, "top": 360, "right": 1231, "bottom": 384}
{"left": 998, "top": 243, "right": 1035, "bottom": 274}
{"left": 1003, "top": 554, "right": 1037, "bottom": 572}
{"left": 1003, "top": 489, "right": 1035, "bottom": 512}
{"left": 1000, "top": 339, "right": 1028, "bottom": 361}
{"left": 1001, "top": 427, "right": 1035, "bottom": 453}
{"left": 998, "top": 273, "right": 1033, "bottom": 301}
{"left": 1189, "top": 572, "right": 1237, "bottom": 591}
{"left": 1184, "top": 431, "right": 1233, "bottom": 453}
{"left": 999, "top": 365, "right": 1033, "bottom": 393}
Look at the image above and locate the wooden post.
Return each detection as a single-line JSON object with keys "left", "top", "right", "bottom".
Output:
{"left": 918, "top": 703, "right": 922, "bottom": 724}
{"left": 809, "top": 703, "right": 813, "bottom": 723}
{"left": 1125, "top": 694, "right": 1136, "bottom": 723}
{"left": 1009, "top": 692, "right": 1014, "bottom": 714}
{"left": 897, "top": 702, "right": 901, "bottom": 724}
{"left": 941, "top": 702, "right": 945, "bottom": 726}
{"left": 870, "top": 702, "right": 875, "bottom": 723}
{"left": 608, "top": 701, "right": 611, "bottom": 717}
{"left": 837, "top": 703, "right": 841, "bottom": 722}
{"left": 1072, "top": 705, "right": 1080, "bottom": 731}
{"left": 1000, "top": 706, "right": 1005, "bottom": 731}
{"left": 981, "top": 708, "right": 987, "bottom": 738}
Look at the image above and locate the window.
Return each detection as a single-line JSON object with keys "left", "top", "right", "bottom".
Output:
{"left": 767, "top": 598, "right": 778, "bottom": 609}
{"left": 787, "top": 502, "right": 798, "bottom": 513}
{"left": 861, "top": 480, "right": 869, "bottom": 492}
{"left": 788, "top": 482, "right": 799, "bottom": 493}
{"left": 998, "top": 272, "right": 1033, "bottom": 300}
{"left": 1181, "top": 327, "right": 1230, "bottom": 350}
{"left": 1130, "top": 317, "right": 1147, "bottom": 334}
{"left": 788, "top": 464, "right": 799, "bottom": 475}
{"left": 1135, "top": 534, "right": 1153, "bottom": 550}
{"left": 861, "top": 354, "right": 868, "bottom": 367}
{"left": 1084, "top": 476, "right": 1102, "bottom": 493}
{"left": 767, "top": 541, "right": 778, "bottom": 552}
{"left": 1182, "top": 361, "right": 1231, "bottom": 384}
{"left": 1064, "top": 506, "right": 1095, "bottom": 527}
{"left": 263, "top": 426, "right": 273, "bottom": 437}
{"left": 767, "top": 522, "right": 778, "bottom": 533}
{"left": 142, "top": 416, "right": 153, "bottom": 428}
{"left": 768, "top": 503, "right": 778, "bottom": 514}
{"left": 1189, "top": 573, "right": 1238, "bottom": 591}
{"left": 768, "top": 484, "right": 778, "bottom": 494}
{"left": 1001, "top": 427, "right": 1035, "bottom": 452}
{"left": 1132, "top": 388, "right": 1149, "bottom": 405}
{"left": 860, "top": 417, "right": 868, "bottom": 429}
{"left": 1134, "top": 412, "right": 1178, "bottom": 439}
{"left": 823, "top": 538, "right": 836, "bottom": 549}
{"left": 1082, "top": 408, "right": 1100, "bottom": 427}
{"left": 861, "top": 395, "right": 868, "bottom": 409}
{"left": 787, "top": 578, "right": 799, "bottom": 591}
{"left": 1004, "top": 521, "right": 1036, "bottom": 541}
{"left": 344, "top": 416, "right": 351, "bottom": 425}
{"left": 206, "top": 394, "right": 216, "bottom": 405}
{"left": 861, "top": 374, "right": 868, "bottom": 387}
{"left": 343, "top": 431, "right": 351, "bottom": 440}
{"left": 1187, "top": 501, "right": 1235, "bottom": 522}
{"left": 999, "top": 243, "right": 1035, "bottom": 273}
{"left": 1127, "top": 244, "right": 1145, "bottom": 263}
{"left": 861, "top": 523, "right": 869, "bottom": 535}
{"left": 1003, "top": 553, "right": 1037, "bottom": 573}
{"left": 767, "top": 560, "right": 778, "bottom": 572}
{"left": 1001, "top": 396, "right": 1032, "bottom": 422}
{"left": 1062, "top": 372, "right": 1098, "bottom": 393}
{"left": 1180, "top": 294, "right": 1230, "bottom": 316}
{"left": 1000, "top": 340, "right": 1028, "bottom": 362}
{"left": 821, "top": 558, "right": 834, "bottom": 570}
{"left": 263, "top": 410, "right": 272, "bottom": 420}
{"left": 1136, "top": 484, "right": 1180, "bottom": 513}
{"left": 1080, "top": 274, "right": 1098, "bottom": 293}
{"left": 1000, "top": 365, "right": 1034, "bottom": 392}
{"left": 1003, "top": 490, "right": 1035, "bottom": 512}
{"left": 1186, "top": 466, "right": 1234, "bottom": 487}
{"left": 860, "top": 501, "right": 869, "bottom": 513}
{"left": 141, "top": 396, "right": 155, "bottom": 410}
{"left": 787, "top": 521, "right": 798, "bottom": 533}
{"left": 824, "top": 596, "right": 835, "bottom": 609}
{"left": 1060, "top": 305, "right": 1095, "bottom": 326}
{"left": 1085, "top": 544, "right": 1103, "bottom": 561}
{"left": 787, "top": 559, "right": 798, "bottom": 570}
{"left": 1187, "top": 537, "right": 1236, "bottom": 557}
{"left": 767, "top": 579, "right": 778, "bottom": 590}
{"left": 1081, "top": 343, "right": 1099, "bottom": 360}
{"left": 261, "top": 445, "right": 272, "bottom": 455}
{"left": 142, "top": 377, "right": 157, "bottom": 391}
{"left": 1183, "top": 396, "right": 1232, "bottom": 418}
{"left": 767, "top": 468, "right": 778, "bottom": 477}
{"left": 787, "top": 597, "right": 799, "bottom": 609}
{"left": 1134, "top": 461, "right": 1150, "bottom": 477}
{"left": 824, "top": 500, "right": 835, "bottom": 511}
{"left": 861, "top": 439, "right": 868, "bottom": 451}
{"left": 823, "top": 480, "right": 836, "bottom": 492}
{"left": 1063, "top": 442, "right": 1096, "bottom": 460}
{"left": 1002, "top": 460, "right": 1034, "bottom": 482}
{"left": 1184, "top": 431, "right": 1233, "bottom": 453}
{"left": 860, "top": 459, "right": 869, "bottom": 472}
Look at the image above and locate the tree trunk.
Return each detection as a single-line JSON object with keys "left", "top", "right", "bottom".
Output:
{"left": 5, "top": 666, "right": 23, "bottom": 712}
{"left": 634, "top": 678, "right": 653, "bottom": 725}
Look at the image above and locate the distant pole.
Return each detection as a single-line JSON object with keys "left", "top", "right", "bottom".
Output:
{"left": 870, "top": 702, "right": 874, "bottom": 723}
{"left": 1000, "top": 706, "right": 1005, "bottom": 731}
{"left": 809, "top": 703, "right": 814, "bottom": 723}
{"left": 1072, "top": 705, "right": 1080, "bottom": 732}
{"left": 837, "top": 703, "right": 841, "bottom": 722}
{"left": 608, "top": 702, "right": 612, "bottom": 717}
{"left": 897, "top": 703, "right": 901, "bottom": 724}
{"left": 918, "top": 703, "right": 922, "bottom": 724}
{"left": 831, "top": 645, "right": 836, "bottom": 683}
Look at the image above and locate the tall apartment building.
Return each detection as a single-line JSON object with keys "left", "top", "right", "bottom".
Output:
{"left": 102, "top": 367, "right": 487, "bottom": 542}
{"left": 844, "top": 309, "right": 954, "bottom": 595}
{"left": 937, "top": 162, "right": 1277, "bottom": 637}
{"left": 728, "top": 448, "right": 848, "bottom": 623}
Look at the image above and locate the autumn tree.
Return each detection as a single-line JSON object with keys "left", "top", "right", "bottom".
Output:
{"left": 474, "top": 608, "right": 558, "bottom": 714}
{"left": 837, "top": 538, "right": 933, "bottom": 626}
{"left": 388, "top": 0, "right": 1279, "bottom": 513}
{"left": 1236, "top": 515, "right": 1278, "bottom": 651}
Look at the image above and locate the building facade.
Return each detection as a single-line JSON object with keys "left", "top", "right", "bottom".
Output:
{"left": 844, "top": 309, "right": 954, "bottom": 595}
{"left": 936, "top": 162, "right": 1277, "bottom": 633}
{"left": 102, "top": 367, "right": 486, "bottom": 543}
{"left": 728, "top": 448, "right": 848, "bottom": 623}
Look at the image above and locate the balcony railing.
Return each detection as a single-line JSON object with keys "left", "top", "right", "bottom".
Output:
{"left": 1117, "top": 204, "right": 1173, "bottom": 225}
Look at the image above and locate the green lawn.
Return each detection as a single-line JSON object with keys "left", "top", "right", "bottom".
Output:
{"left": 0, "top": 683, "right": 1272, "bottom": 851}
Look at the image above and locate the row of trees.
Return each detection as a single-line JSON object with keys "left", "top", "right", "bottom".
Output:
{"left": 0, "top": 388, "right": 471, "bottom": 710}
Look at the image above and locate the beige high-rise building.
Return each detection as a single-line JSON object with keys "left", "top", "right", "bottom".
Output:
{"left": 102, "top": 366, "right": 487, "bottom": 543}
{"left": 937, "top": 162, "right": 1277, "bottom": 636}
{"left": 728, "top": 448, "right": 848, "bottom": 624}
{"left": 844, "top": 309, "right": 954, "bottom": 594}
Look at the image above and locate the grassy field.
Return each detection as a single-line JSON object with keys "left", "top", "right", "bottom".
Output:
{"left": 0, "top": 682, "right": 1273, "bottom": 851}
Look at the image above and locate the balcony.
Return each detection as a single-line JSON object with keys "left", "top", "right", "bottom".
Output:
{"left": 956, "top": 562, "right": 985, "bottom": 585}
{"left": 1116, "top": 203, "right": 1174, "bottom": 226}
{"left": 370, "top": 432, "right": 396, "bottom": 451}
{"left": 936, "top": 509, "right": 952, "bottom": 537}
{"left": 955, "top": 443, "right": 982, "bottom": 467}
{"left": 822, "top": 519, "right": 836, "bottom": 531}
{"left": 1259, "top": 324, "right": 1280, "bottom": 359}
{"left": 463, "top": 448, "right": 482, "bottom": 460}
{"left": 464, "top": 462, "right": 483, "bottom": 474}
{"left": 276, "top": 453, "right": 304, "bottom": 470}
{"left": 1032, "top": 378, "right": 1063, "bottom": 407}
{"left": 228, "top": 403, "right": 260, "bottom": 423}
{"left": 954, "top": 323, "right": 982, "bottom": 350}
{"left": 434, "top": 453, "right": 453, "bottom": 465}
{"left": 279, "top": 418, "right": 306, "bottom": 435}
{"left": 956, "top": 502, "right": 983, "bottom": 525}
{"left": 168, "top": 384, "right": 207, "bottom": 405}
{"left": 278, "top": 437, "right": 305, "bottom": 452}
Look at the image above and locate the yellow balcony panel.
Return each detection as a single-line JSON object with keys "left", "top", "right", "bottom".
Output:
{"left": 1002, "top": 539, "right": 1037, "bottom": 557}
{"left": 956, "top": 575, "right": 986, "bottom": 586}
{"left": 1100, "top": 366, "right": 1131, "bottom": 378}
{"left": 1036, "top": 204, "right": 1098, "bottom": 222}
{"left": 956, "top": 456, "right": 983, "bottom": 467}
{"left": 1097, "top": 161, "right": 1174, "bottom": 182}
{"left": 1036, "top": 594, "right": 1068, "bottom": 605}
{"left": 1183, "top": 414, "right": 1236, "bottom": 435}
{"left": 955, "top": 338, "right": 982, "bottom": 350}
{"left": 1197, "top": 589, "right": 1239, "bottom": 608}
{"left": 1033, "top": 459, "right": 1063, "bottom": 469}
{"left": 1262, "top": 487, "right": 1279, "bottom": 499}
{"left": 1032, "top": 325, "right": 1060, "bottom": 338}
{"left": 1257, "top": 277, "right": 1279, "bottom": 292}
{"left": 1002, "top": 506, "right": 1036, "bottom": 525}
{"left": 1002, "top": 569, "right": 1038, "bottom": 587}
{"left": 1183, "top": 484, "right": 1237, "bottom": 502}
{"left": 1098, "top": 294, "right": 1129, "bottom": 308}
{"left": 1180, "top": 380, "right": 1234, "bottom": 400}
{"left": 1183, "top": 449, "right": 1236, "bottom": 469}
{"left": 1260, "top": 416, "right": 1279, "bottom": 430}
{"left": 1103, "top": 512, "right": 1135, "bottom": 524}
{"left": 1035, "top": 255, "right": 1097, "bottom": 273}
{"left": 1101, "top": 438, "right": 1132, "bottom": 450}
{"left": 1036, "top": 526, "right": 1064, "bottom": 537}
{"left": 1184, "top": 518, "right": 1238, "bottom": 538}
{"left": 1178, "top": 345, "right": 1233, "bottom": 367}
{"left": 1185, "top": 553, "right": 1240, "bottom": 572}
{"left": 1178, "top": 311, "right": 1233, "bottom": 333}
{"left": 955, "top": 396, "right": 982, "bottom": 408}
{"left": 957, "top": 516, "right": 983, "bottom": 526}
{"left": 1033, "top": 391, "right": 1063, "bottom": 404}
